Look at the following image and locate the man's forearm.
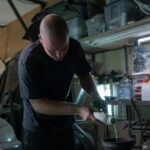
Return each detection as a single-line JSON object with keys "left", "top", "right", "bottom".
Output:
{"left": 30, "top": 98, "right": 83, "bottom": 115}
{"left": 78, "top": 73, "right": 102, "bottom": 100}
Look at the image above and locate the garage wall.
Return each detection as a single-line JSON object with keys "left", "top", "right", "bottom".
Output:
{"left": 96, "top": 49, "right": 126, "bottom": 74}
{"left": 85, "top": 48, "right": 126, "bottom": 75}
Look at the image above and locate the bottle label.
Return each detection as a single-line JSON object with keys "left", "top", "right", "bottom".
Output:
{"left": 93, "top": 112, "right": 115, "bottom": 125}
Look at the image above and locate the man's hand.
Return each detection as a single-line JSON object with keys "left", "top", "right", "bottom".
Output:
{"left": 93, "top": 99, "right": 107, "bottom": 114}
{"left": 78, "top": 106, "right": 96, "bottom": 122}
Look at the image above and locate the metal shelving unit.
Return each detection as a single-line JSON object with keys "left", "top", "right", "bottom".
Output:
{"left": 79, "top": 17, "right": 150, "bottom": 53}
{"left": 79, "top": 17, "right": 150, "bottom": 75}
{"left": 79, "top": 17, "right": 150, "bottom": 121}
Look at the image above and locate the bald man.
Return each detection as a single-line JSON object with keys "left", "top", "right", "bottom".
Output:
{"left": 18, "top": 14, "right": 106, "bottom": 150}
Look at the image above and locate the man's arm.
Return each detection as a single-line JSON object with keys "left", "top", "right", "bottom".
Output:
{"left": 30, "top": 98, "right": 95, "bottom": 121}
{"left": 78, "top": 73, "right": 107, "bottom": 113}
{"left": 78, "top": 73, "right": 101, "bottom": 100}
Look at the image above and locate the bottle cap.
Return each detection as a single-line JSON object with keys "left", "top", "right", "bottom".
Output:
{"left": 110, "top": 118, "right": 116, "bottom": 124}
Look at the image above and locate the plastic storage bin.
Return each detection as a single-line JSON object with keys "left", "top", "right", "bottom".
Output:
{"left": 104, "top": 0, "right": 141, "bottom": 29}
{"left": 105, "top": 0, "right": 118, "bottom": 5}
{"left": 86, "top": 14, "right": 105, "bottom": 36}
{"left": 66, "top": 16, "right": 87, "bottom": 39}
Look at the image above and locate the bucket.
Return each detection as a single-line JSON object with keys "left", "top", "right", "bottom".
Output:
{"left": 101, "top": 138, "right": 135, "bottom": 150}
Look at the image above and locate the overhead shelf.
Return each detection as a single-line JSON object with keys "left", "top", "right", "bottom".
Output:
{"left": 80, "top": 17, "right": 150, "bottom": 53}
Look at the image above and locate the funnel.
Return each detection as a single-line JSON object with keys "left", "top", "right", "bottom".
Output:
{"left": 101, "top": 138, "right": 134, "bottom": 150}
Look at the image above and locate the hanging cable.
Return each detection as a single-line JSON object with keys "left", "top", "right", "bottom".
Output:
{"left": 7, "top": 0, "right": 28, "bottom": 32}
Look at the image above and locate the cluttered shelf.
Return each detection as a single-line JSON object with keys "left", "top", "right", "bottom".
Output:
{"left": 79, "top": 17, "right": 150, "bottom": 53}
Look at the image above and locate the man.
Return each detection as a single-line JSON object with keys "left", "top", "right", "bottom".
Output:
{"left": 18, "top": 14, "right": 106, "bottom": 150}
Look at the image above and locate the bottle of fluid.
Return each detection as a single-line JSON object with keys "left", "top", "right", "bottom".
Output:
{"left": 93, "top": 112, "right": 116, "bottom": 125}
{"left": 117, "top": 77, "right": 132, "bottom": 100}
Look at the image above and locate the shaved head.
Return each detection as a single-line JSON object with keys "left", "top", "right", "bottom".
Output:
{"left": 38, "top": 14, "right": 69, "bottom": 61}
{"left": 39, "top": 14, "right": 69, "bottom": 38}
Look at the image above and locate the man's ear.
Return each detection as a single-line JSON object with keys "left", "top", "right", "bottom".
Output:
{"left": 38, "top": 34, "right": 42, "bottom": 43}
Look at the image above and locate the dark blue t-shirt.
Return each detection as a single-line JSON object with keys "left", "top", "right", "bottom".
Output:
{"left": 18, "top": 38, "right": 91, "bottom": 133}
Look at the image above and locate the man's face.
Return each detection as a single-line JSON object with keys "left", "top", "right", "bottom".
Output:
{"left": 39, "top": 34, "right": 69, "bottom": 61}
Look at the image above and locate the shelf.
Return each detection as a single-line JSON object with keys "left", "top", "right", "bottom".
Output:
{"left": 106, "top": 100, "right": 150, "bottom": 106}
{"left": 80, "top": 17, "right": 150, "bottom": 53}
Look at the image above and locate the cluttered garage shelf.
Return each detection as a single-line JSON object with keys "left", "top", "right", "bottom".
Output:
{"left": 1, "top": 0, "right": 150, "bottom": 150}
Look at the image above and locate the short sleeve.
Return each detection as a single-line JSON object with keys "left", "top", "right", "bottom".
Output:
{"left": 75, "top": 44, "right": 92, "bottom": 76}
{"left": 18, "top": 55, "right": 44, "bottom": 99}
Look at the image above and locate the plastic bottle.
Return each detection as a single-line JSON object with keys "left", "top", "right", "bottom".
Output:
{"left": 117, "top": 77, "right": 132, "bottom": 100}
{"left": 93, "top": 112, "right": 116, "bottom": 125}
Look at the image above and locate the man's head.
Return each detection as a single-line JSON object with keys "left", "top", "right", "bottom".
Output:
{"left": 38, "top": 14, "right": 69, "bottom": 61}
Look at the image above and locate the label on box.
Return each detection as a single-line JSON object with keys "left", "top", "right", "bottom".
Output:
{"left": 132, "top": 45, "right": 150, "bottom": 75}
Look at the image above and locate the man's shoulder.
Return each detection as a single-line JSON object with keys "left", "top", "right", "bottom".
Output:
{"left": 69, "top": 37, "right": 83, "bottom": 53}
{"left": 19, "top": 40, "right": 40, "bottom": 63}
{"left": 22, "top": 40, "right": 40, "bottom": 54}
